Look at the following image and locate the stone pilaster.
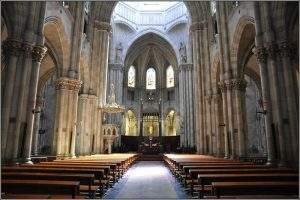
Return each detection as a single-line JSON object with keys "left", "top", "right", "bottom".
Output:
{"left": 53, "top": 77, "right": 82, "bottom": 158}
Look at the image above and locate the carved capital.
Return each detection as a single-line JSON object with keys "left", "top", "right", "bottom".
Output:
{"left": 189, "top": 21, "right": 208, "bottom": 32}
{"left": 218, "top": 81, "right": 227, "bottom": 93}
{"left": 55, "top": 77, "right": 82, "bottom": 91}
{"left": 2, "top": 39, "right": 23, "bottom": 57}
{"left": 94, "top": 21, "right": 111, "bottom": 33}
{"left": 278, "top": 41, "right": 295, "bottom": 59}
{"left": 36, "top": 96, "right": 45, "bottom": 108}
{"left": 212, "top": 93, "right": 221, "bottom": 102}
{"left": 266, "top": 43, "right": 279, "bottom": 60}
{"left": 32, "top": 45, "right": 47, "bottom": 63}
{"left": 21, "top": 42, "right": 34, "bottom": 58}
{"left": 253, "top": 46, "right": 268, "bottom": 63}
{"left": 232, "top": 79, "right": 247, "bottom": 91}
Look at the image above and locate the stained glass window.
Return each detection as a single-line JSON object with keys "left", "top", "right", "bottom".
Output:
{"left": 128, "top": 66, "right": 135, "bottom": 87}
{"left": 166, "top": 65, "right": 175, "bottom": 88}
{"left": 146, "top": 68, "right": 156, "bottom": 90}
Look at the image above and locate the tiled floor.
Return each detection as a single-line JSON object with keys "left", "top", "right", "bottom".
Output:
{"left": 103, "top": 161, "right": 188, "bottom": 199}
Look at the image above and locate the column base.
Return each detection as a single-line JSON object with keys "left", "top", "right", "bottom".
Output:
{"left": 224, "top": 155, "right": 229, "bottom": 159}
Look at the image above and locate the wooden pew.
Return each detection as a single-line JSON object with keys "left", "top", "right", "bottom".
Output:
{"left": 2, "top": 179, "right": 80, "bottom": 199}
{"left": 212, "top": 181, "right": 299, "bottom": 198}
{"left": 2, "top": 172, "right": 96, "bottom": 198}
{"left": 198, "top": 173, "right": 299, "bottom": 198}
{"left": 2, "top": 166, "right": 105, "bottom": 194}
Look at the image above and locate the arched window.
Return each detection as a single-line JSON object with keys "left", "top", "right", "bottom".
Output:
{"left": 128, "top": 66, "right": 135, "bottom": 87}
{"left": 146, "top": 67, "right": 156, "bottom": 90}
{"left": 166, "top": 65, "right": 175, "bottom": 88}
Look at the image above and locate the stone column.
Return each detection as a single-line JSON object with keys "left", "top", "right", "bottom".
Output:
{"left": 212, "top": 92, "right": 223, "bottom": 157}
{"left": 253, "top": 2, "right": 276, "bottom": 165}
{"left": 278, "top": 41, "right": 299, "bottom": 162}
{"left": 31, "top": 97, "right": 44, "bottom": 156}
{"left": 219, "top": 83, "right": 230, "bottom": 159}
{"left": 233, "top": 79, "right": 247, "bottom": 157}
{"left": 53, "top": 78, "right": 82, "bottom": 158}
{"left": 1, "top": 39, "right": 22, "bottom": 161}
{"left": 22, "top": 44, "right": 47, "bottom": 163}
{"left": 190, "top": 22, "right": 206, "bottom": 154}
{"left": 178, "top": 64, "right": 194, "bottom": 148}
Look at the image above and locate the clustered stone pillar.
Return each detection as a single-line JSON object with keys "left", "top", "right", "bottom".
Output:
{"left": 190, "top": 21, "right": 207, "bottom": 154}
{"left": 253, "top": 2, "right": 276, "bottom": 165}
{"left": 89, "top": 21, "right": 111, "bottom": 154}
{"left": 178, "top": 64, "right": 194, "bottom": 148}
{"left": 1, "top": 34, "right": 47, "bottom": 164}
{"left": 53, "top": 78, "right": 82, "bottom": 158}
{"left": 278, "top": 41, "right": 299, "bottom": 162}
{"left": 233, "top": 79, "right": 247, "bottom": 158}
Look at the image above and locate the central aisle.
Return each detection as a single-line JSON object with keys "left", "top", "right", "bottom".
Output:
{"left": 103, "top": 161, "right": 187, "bottom": 199}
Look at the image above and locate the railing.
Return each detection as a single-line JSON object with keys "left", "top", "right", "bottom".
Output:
{"left": 113, "top": 2, "right": 188, "bottom": 29}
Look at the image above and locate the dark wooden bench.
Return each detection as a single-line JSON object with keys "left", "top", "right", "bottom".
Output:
{"left": 2, "top": 179, "right": 80, "bottom": 199}
{"left": 212, "top": 181, "right": 299, "bottom": 198}
{"left": 197, "top": 173, "right": 299, "bottom": 198}
{"left": 2, "top": 172, "right": 96, "bottom": 198}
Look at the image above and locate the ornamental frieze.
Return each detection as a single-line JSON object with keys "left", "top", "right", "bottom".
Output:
{"left": 32, "top": 45, "right": 47, "bottom": 63}
{"left": 266, "top": 43, "right": 278, "bottom": 60}
{"left": 189, "top": 21, "right": 208, "bottom": 32}
{"left": 253, "top": 46, "right": 267, "bottom": 63}
{"left": 2, "top": 39, "right": 23, "bottom": 57}
{"left": 94, "top": 20, "right": 112, "bottom": 33}
{"left": 55, "top": 78, "right": 82, "bottom": 91}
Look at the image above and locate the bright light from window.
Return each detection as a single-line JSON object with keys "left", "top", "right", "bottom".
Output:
{"left": 146, "top": 68, "right": 156, "bottom": 90}
{"left": 166, "top": 65, "right": 174, "bottom": 88}
{"left": 128, "top": 66, "right": 136, "bottom": 88}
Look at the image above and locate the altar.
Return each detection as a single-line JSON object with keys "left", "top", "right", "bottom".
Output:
{"left": 138, "top": 136, "right": 162, "bottom": 155}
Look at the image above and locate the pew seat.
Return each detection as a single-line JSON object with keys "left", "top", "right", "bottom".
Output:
{"left": 212, "top": 181, "right": 299, "bottom": 198}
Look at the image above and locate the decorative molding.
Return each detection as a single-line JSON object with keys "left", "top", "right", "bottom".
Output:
{"left": 21, "top": 42, "right": 34, "bottom": 58}
{"left": 232, "top": 79, "right": 247, "bottom": 91}
{"left": 94, "top": 20, "right": 112, "bottom": 33}
{"left": 189, "top": 21, "right": 208, "bottom": 32}
{"left": 278, "top": 41, "right": 293, "bottom": 59}
{"left": 2, "top": 39, "right": 23, "bottom": 57}
{"left": 253, "top": 46, "right": 267, "bottom": 63}
{"left": 55, "top": 77, "right": 82, "bottom": 91}
{"left": 32, "top": 45, "right": 47, "bottom": 63}
{"left": 218, "top": 81, "right": 227, "bottom": 93}
{"left": 266, "top": 43, "right": 278, "bottom": 60}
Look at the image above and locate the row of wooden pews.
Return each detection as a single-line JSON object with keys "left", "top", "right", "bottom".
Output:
{"left": 163, "top": 154, "right": 299, "bottom": 199}
{"left": 2, "top": 153, "right": 138, "bottom": 199}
